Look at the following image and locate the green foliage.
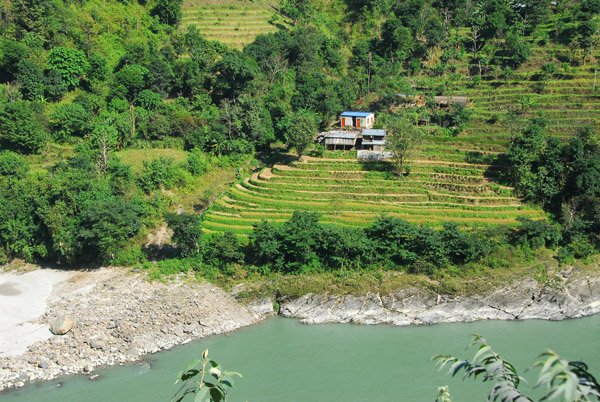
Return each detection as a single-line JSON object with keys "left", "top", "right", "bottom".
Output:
{"left": 385, "top": 117, "right": 424, "bottom": 177}
{"left": 504, "top": 33, "right": 532, "bottom": 68}
{"left": 434, "top": 335, "right": 600, "bottom": 402}
{"left": 285, "top": 110, "right": 316, "bottom": 158}
{"left": 115, "top": 64, "right": 149, "bottom": 102}
{"left": 203, "top": 231, "right": 245, "bottom": 268}
{"left": 166, "top": 212, "right": 203, "bottom": 257}
{"left": 0, "top": 100, "right": 47, "bottom": 153}
{"left": 512, "top": 217, "right": 562, "bottom": 250}
{"left": 138, "top": 156, "right": 176, "bottom": 193}
{"left": 152, "top": 0, "right": 183, "bottom": 26}
{"left": 0, "top": 150, "right": 29, "bottom": 178}
{"left": 50, "top": 103, "right": 91, "bottom": 141}
{"left": 17, "top": 59, "right": 45, "bottom": 101}
{"left": 250, "top": 212, "right": 493, "bottom": 274}
{"left": 78, "top": 198, "right": 145, "bottom": 263}
{"left": 47, "top": 47, "right": 87, "bottom": 89}
{"left": 171, "top": 349, "right": 241, "bottom": 402}
{"left": 134, "top": 89, "right": 163, "bottom": 110}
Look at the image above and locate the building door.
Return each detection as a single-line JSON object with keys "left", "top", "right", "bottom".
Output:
{"left": 357, "top": 118, "right": 361, "bottom": 128}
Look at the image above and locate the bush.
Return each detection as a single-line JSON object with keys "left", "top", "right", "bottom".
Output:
{"left": 165, "top": 212, "right": 203, "bottom": 257}
{"left": 203, "top": 231, "right": 245, "bottom": 268}
{"left": 187, "top": 151, "right": 210, "bottom": 176}
{"left": 511, "top": 217, "right": 562, "bottom": 250}
{"left": 113, "top": 245, "right": 146, "bottom": 266}
{"left": 0, "top": 151, "right": 29, "bottom": 177}
{"left": 50, "top": 103, "right": 91, "bottom": 141}
{"left": 138, "top": 156, "right": 176, "bottom": 193}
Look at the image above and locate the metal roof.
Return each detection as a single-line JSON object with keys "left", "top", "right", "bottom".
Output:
{"left": 322, "top": 131, "right": 360, "bottom": 139}
{"left": 362, "top": 129, "right": 386, "bottom": 137}
{"left": 340, "top": 111, "right": 373, "bottom": 117}
{"left": 362, "top": 140, "right": 386, "bottom": 146}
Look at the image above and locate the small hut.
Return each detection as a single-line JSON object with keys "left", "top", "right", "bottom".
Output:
{"left": 340, "top": 111, "right": 375, "bottom": 129}
{"left": 322, "top": 131, "right": 360, "bottom": 151}
{"left": 360, "top": 129, "right": 386, "bottom": 152}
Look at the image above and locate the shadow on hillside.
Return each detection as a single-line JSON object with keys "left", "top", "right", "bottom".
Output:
{"left": 483, "top": 152, "right": 510, "bottom": 184}
{"left": 255, "top": 149, "right": 297, "bottom": 166}
{"left": 142, "top": 244, "right": 178, "bottom": 262}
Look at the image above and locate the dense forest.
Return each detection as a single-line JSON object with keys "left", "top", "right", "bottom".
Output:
{"left": 0, "top": 0, "right": 599, "bottom": 277}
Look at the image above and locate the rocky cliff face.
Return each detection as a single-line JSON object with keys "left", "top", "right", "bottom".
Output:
{"left": 279, "top": 270, "right": 600, "bottom": 325}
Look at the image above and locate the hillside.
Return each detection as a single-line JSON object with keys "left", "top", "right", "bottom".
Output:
{"left": 180, "top": 0, "right": 283, "bottom": 49}
{"left": 0, "top": 0, "right": 599, "bottom": 272}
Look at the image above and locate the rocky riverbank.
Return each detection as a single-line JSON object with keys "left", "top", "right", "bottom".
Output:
{"left": 0, "top": 268, "right": 268, "bottom": 391}
{"left": 277, "top": 267, "right": 600, "bottom": 325}
{"left": 2, "top": 265, "right": 599, "bottom": 391}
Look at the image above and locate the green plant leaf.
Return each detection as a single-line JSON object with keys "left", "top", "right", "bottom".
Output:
{"left": 210, "top": 387, "right": 224, "bottom": 402}
{"left": 194, "top": 386, "right": 209, "bottom": 402}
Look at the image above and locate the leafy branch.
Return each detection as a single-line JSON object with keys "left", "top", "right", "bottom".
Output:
{"left": 433, "top": 334, "right": 531, "bottom": 402}
{"left": 433, "top": 335, "right": 600, "bottom": 402}
{"left": 171, "top": 349, "right": 242, "bottom": 402}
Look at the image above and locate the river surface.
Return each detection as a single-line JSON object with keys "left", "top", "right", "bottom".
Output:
{"left": 3, "top": 315, "right": 600, "bottom": 401}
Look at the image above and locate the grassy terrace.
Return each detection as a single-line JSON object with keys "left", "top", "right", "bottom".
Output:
{"left": 202, "top": 157, "right": 545, "bottom": 236}
{"left": 180, "top": 0, "right": 282, "bottom": 49}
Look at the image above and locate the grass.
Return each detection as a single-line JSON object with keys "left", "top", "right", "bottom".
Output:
{"left": 115, "top": 148, "right": 188, "bottom": 172}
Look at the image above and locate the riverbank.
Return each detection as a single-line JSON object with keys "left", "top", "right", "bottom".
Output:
{"left": 275, "top": 266, "right": 600, "bottom": 325}
{"left": 1, "top": 264, "right": 599, "bottom": 391}
{"left": 0, "top": 266, "right": 265, "bottom": 391}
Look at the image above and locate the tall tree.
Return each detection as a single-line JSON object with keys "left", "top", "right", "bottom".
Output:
{"left": 386, "top": 118, "right": 423, "bottom": 178}
{"left": 285, "top": 110, "right": 316, "bottom": 159}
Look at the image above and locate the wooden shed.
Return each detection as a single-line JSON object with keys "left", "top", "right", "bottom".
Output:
{"left": 322, "top": 131, "right": 360, "bottom": 150}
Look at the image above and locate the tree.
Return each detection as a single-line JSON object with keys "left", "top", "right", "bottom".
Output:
{"left": 50, "top": 103, "right": 91, "bottom": 141}
{"left": 285, "top": 111, "right": 316, "bottom": 159}
{"left": 212, "top": 52, "right": 258, "bottom": 101}
{"left": 78, "top": 198, "right": 144, "bottom": 263}
{"left": 115, "top": 64, "right": 149, "bottom": 102}
{"left": 47, "top": 47, "right": 87, "bottom": 89}
{"left": 151, "top": 0, "right": 183, "bottom": 26}
{"left": 386, "top": 118, "right": 423, "bottom": 177}
{"left": 434, "top": 335, "right": 600, "bottom": 401}
{"left": 0, "top": 101, "right": 47, "bottom": 153}
{"left": 165, "top": 212, "right": 203, "bottom": 257}
{"left": 17, "top": 59, "right": 45, "bottom": 101}
{"left": 576, "top": 18, "right": 599, "bottom": 65}
{"left": 504, "top": 32, "right": 531, "bottom": 68}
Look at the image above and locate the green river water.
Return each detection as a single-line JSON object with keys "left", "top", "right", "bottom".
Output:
{"left": 3, "top": 315, "right": 600, "bottom": 401}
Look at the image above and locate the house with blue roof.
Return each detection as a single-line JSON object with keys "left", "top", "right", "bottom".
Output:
{"left": 340, "top": 111, "right": 375, "bottom": 129}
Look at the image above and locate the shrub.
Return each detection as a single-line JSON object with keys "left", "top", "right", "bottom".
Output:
{"left": 0, "top": 151, "right": 29, "bottom": 178}
{"left": 165, "top": 212, "right": 203, "bottom": 257}
{"left": 138, "top": 156, "right": 176, "bottom": 193}
{"left": 511, "top": 217, "right": 562, "bottom": 250}
{"left": 203, "top": 231, "right": 245, "bottom": 268}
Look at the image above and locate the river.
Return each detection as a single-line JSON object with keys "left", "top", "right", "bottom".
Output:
{"left": 3, "top": 315, "right": 599, "bottom": 401}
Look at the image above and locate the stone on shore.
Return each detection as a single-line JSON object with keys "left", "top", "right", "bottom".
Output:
{"left": 50, "top": 316, "right": 73, "bottom": 335}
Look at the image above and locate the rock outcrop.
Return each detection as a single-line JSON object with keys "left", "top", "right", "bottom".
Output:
{"left": 280, "top": 270, "right": 600, "bottom": 325}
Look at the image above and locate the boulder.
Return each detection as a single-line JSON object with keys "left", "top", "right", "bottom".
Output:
{"left": 50, "top": 316, "right": 74, "bottom": 335}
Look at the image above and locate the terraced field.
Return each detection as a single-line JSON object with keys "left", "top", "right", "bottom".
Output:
{"left": 180, "top": 0, "right": 282, "bottom": 49}
{"left": 199, "top": 29, "right": 596, "bottom": 236}
{"left": 202, "top": 157, "right": 545, "bottom": 235}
